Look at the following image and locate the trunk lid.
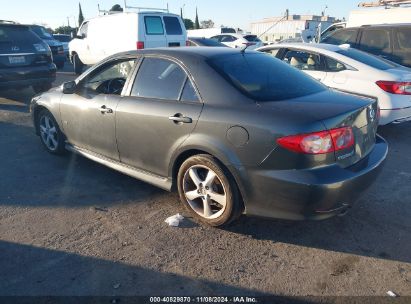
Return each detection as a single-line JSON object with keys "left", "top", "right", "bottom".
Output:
{"left": 260, "top": 90, "right": 379, "bottom": 168}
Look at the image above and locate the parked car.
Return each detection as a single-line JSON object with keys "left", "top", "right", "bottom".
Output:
{"left": 187, "top": 27, "right": 237, "bottom": 38}
{"left": 320, "top": 24, "right": 411, "bottom": 68}
{"left": 53, "top": 34, "right": 71, "bottom": 58}
{"left": 0, "top": 21, "right": 56, "bottom": 93}
{"left": 257, "top": 43, "right": 411, "bottom": 125}
{"left": 29, "top": 25, "right": 66, "bottom": 69}
{"left": 187, "top": 37, "right": 227, "bottom": 47}
{"left": 210, "top": 34, "right": 263, "bottom": 50}
{"left": 31, "top": 48, "right": 387, "bottom": 227}
{"left": 69, "top": 11, "right": 187, "bottom": 75}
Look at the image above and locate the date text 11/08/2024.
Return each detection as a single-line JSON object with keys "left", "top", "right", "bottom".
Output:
{"left": 149, "top": 297, "right": 258, "bottom": 303}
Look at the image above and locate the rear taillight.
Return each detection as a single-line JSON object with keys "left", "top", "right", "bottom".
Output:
{"left": 136, "top": 41, "right": 145, "bottom": 50}
{"left": 376, "top": 81, "right": 411, "bottom": 95}
{"left": 277, "top": 127, "right": 354, "bottom": 155}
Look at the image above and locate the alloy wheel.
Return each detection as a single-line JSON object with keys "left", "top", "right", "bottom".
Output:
{"left": 182, "top": 165, "right": 227, "bottom": 219}
{"left": 39, "top": 115, "right": 59, "bottom": 151}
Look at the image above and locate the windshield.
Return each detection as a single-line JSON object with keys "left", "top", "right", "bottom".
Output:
{"left": 31, "top": 26, "right": 53, "bottom": 39}
{"left": 208, "top": 53, "right": 326, "bottom": 101}
{"left": 336, "top": 48, "right": 397, "bottom": 70}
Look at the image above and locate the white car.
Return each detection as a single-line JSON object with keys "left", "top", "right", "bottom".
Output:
{"left": 257, "top": 43, "right": 411, "bottom": 125}
{"left": 69, "top": 11, "right": 187, "bottom": 74}
{"left": 210, "top": 34, "right": 263, "bottom": 50}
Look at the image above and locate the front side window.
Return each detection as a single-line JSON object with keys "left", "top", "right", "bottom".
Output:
{"left": 79, "top": 22, "right": 88, "bottom": 38}
{"left": 360, "top": 29, "right": 391, "bottom": 53}
{"left": 208, "top": 53, "right": 326, "bottom": 102}
{"left": 131, "top": 58, "right": 186, "bottom": 100}
{"left": 81, "top": 59, "right": 135, "bottom": 95}
{"left": 163, "top": 17, "right": 183, "bottom": 35}
{"left": 145, "top": 16, "right": 164, "bottom": 35}
{"left": 283, "top": 50, "right": 322, "bottom": 71}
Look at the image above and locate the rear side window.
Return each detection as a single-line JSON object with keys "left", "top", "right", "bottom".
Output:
{"left": 221, "top": 28, "right": 236, "bottom": 34}
{"left": 322, "top": 29, "right": 358, "bottom": 45}
{"left": 131, "top": 58, "right": 186, "bottom": 100}
{"left": 397, "top": 28, "right": 411, "bottom": 50}
{"left": 359, "top": 29, "right": 391, "bottom": 53}
{"left": 0, "top": 25, "right": 40, "bottom": 43}
{"left": 208, "top": 53, "right": 326, "bottom": 102}
{"left": 163, "top": 17, "right": 182, "bottom": 35}
{"left": 144, "top": 16, "right": 164, "bottom": 35}
{"left": 180, "top": 79, "right": 199, "bottom": 102}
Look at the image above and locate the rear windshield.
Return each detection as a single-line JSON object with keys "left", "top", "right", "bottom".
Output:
{"left": 208, "top": 53, "right": 326, "bottom": 102}
{"left": 31, "top": 26, "right": 53, "bottom": 39}
{"left": 163, "top": 16, "right": 183, "bottom": 35}
{"left": 0, "top": 25, "right": 40, "bottom": 43}
{"left": 244, "top": 35, "right": 261, "bottom": 42}
{"left": 54, "top": 35, "right": 71, "bottom": 42}
{"left": 221, "top": 28, "right": 236, "bottom": 34}
{"left": 193, "top": 38, "right": 225, "bottom": 47}
{"left": 336, "top": 48, "right": 397, "bottom": 70}
{"left": 144, "top": 16, "right": 164, "bottom": 35}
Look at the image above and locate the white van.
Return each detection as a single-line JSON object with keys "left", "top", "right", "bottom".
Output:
{"left": 69, "top": 10, "right": 187, "bottom": 74}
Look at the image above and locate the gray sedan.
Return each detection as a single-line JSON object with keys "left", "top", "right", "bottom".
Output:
{"left": 31, "top": 48, "right": 388, "bottom": 227}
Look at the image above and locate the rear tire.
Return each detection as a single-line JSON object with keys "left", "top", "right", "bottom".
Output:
{"left": 36, "top": 109, "right": 66, "bottom": 155}
{"left": 177, "top": 154, "right": 243, "bottom": 227}
{"left": 73, "top": 53, "right": 84, "bottom": 75}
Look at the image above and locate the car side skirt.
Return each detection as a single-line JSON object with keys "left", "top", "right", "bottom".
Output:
{"left": 65, "top": 144, "right": 172, "bottom": 191}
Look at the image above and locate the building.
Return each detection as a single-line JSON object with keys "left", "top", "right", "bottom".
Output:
{"left": 251, "top": 15, "right": 337, "bottom": 43}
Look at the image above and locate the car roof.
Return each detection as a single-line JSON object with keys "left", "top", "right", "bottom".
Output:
{"left": 114, "top": 46, "right": 252, "bottom": 60}
{"left": 346, "top": 23, "right": 411, "bottom": 29}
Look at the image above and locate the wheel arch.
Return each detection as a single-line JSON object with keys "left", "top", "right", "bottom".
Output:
{"left": 170, "top": 147, "right": 247, "bottom": 213}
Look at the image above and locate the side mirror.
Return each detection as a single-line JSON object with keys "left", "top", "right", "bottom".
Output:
{"left": 62, "top": 81, "right": 77, "bottom": 94}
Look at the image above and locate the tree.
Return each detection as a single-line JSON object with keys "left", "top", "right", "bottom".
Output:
{"left": 110, "top": 4, "right": 123, "bottom": 12}
{"left": 194, "top": 7, "right": 200, "bottom": 29}
{"left": 200, "top": 20, "right": 214, "bottom": 29}
{"left": 184, "top": 19, "right": 194, "bottom": 30}
{"left": 54, "top": 25, "right": 76, "bottom": 35}
{"left": 78, "top": 3, "right": 84, "bottom": 26}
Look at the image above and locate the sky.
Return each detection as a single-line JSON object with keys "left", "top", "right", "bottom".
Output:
{"left": 1, "top": 0, "right": 362, "bottom": 30}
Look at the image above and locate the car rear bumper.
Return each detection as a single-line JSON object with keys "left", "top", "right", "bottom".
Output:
{"left": 236, "top": 135, "right": 388, "bottom": 221}
{"left": 0, "top": 64, "right": 56, "bottom": 89}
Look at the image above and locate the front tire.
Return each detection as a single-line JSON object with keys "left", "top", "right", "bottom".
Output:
{"left": 73, "top": 53, "right": 84, "bottom": 75}
{"left": 37, "top": 109, "right": 66, "bottom": 155}
{"left": 177, "top": 154, "right": 242, "bottom": 227}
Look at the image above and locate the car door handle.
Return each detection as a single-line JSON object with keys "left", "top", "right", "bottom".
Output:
{"left": 100, "top": 105, "right": 113, "bottom": 114}
{"left": 169, "top": 114, "right": 192, "bottom": 124}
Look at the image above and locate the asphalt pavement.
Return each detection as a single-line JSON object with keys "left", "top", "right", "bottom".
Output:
{"left": 0, "top": 64, "right": 410, "bottom": 300}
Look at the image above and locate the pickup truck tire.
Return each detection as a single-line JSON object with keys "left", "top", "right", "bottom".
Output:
{"left": 73, "top": 53, "right": 84, "bottom": 75}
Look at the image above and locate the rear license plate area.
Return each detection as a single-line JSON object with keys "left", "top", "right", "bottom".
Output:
{"left": 8, "top": 56, "right": 26, "bottom": 64}
{"left": 168, "top": 42, "right": 181, "bottom": 47}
